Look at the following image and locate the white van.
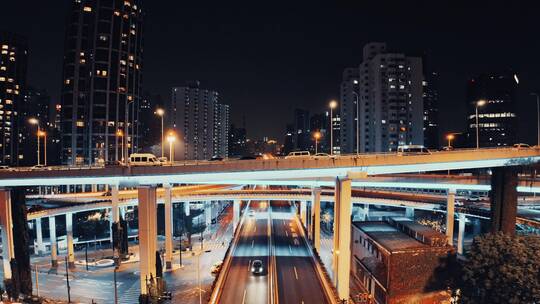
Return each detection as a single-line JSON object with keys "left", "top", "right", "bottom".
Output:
{"left": 397, "top": 145, "right": 431, "bottom": 155}
{"left": 129, "top": 153, "right": 161, "bottom": 166}
{"left": 285, "top": 151, "right": 311, "bottom": 159}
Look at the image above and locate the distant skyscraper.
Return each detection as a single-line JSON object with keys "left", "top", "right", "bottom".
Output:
{"left": 423, "top": 71, "right": 439, "bottom": 149}
{"left": 60, "top": 0, "right": 144, "bottom": 165}
{"left": 229, "top": 124, "right": 247, "bottom": 157}
{"left": 339, "top": 68, "right": 360, "bottom": 154}
{"left": 20, "top": 87, "right": 51, "bottom": 166}
{"left": 139, "top": 93, "right": 162, "bottom": 151}
{"left": 283, "top": 123, "right": 295, "bottom": 155}
{"left": 357, "top": 42, "right": 424, "bottom": 152}
{"left": 171, "top": 81, "right": 229, "bottom": 160}
{"left": 466, "top": 73, "right": 518, "bottom": 147}
{"left": 310, "top": 112, "right": 330, "bottom": 153}
{"left": 0, "top": 31, "right": 27, "bottom": 166}
{"left": 293, "top": 108, "right": 310, "bottom": 151}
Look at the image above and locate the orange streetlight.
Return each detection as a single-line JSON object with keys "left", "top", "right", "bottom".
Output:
{"left": 313, "top": 131, "right": 321, "bottom": 154}
{"left": 475, "top": 99, "right": 487, "bottom": 149}
{"left": 166, "top": 131, "right": 177, "bottom": 164}
{"left": 155, "top": 108, "right": 165, "bottom": 158}
{"left": 328, "top": 100, "right": 338, "bottom": 155}
{"left": 446, "top": 134, "right": 455, "bottom": 148}
{"left": 116, "top": 129, "right": 125, "bottom": 162}
{"left": 28, "top": 118, "right": 41, "bottom": 165}
{"left": 38, "top": 130, "right": 48, "bottom": 166}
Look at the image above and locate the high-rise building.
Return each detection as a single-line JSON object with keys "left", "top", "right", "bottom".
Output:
{"left": 19, "top": 87, "right": 51, "bottom": 166}
{"left": 60, "top": 0, "right": 144, "bottom": 165}
{"left": 0, "top": 31, "right": 27, "bottom": 166}
{"left": 310, "top": 112, "right": 330, "bottom": 153}
{"left": 339, "top": 68, "right": 360, "bottom": 154}
{"left": 170, "top": 81, "right": 229, "bottom": 160}
{"left": 465, "top": 73, "right": 518, "bottom": 147}
{"left": 139, "top": 93, "right": 162, "bottom": 152}
{"left": 423, "top": 71, "right": 439, "bottom": 149}
{"left": 229, "top": 124, "right": 247, "bottom": 157}
{"left": 357, "top": 42, "right": 424, "bottom": 152}
{"left": 293, "top": 108, "right": 310, "bottom": 151}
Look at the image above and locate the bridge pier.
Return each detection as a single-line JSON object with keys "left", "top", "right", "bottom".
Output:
{"left": 446, "top": 189, "right": 456, "bottom": 245}
{"left": 66, "top": 212, "right": 75, "bottom": 268}
{"left": 164, "top": 184, "right": 173, "bottom": 270}
{"left": 457, "top": 214, "right": 466, "bottom": 255}
{"left": 332, "top": 178, "right": 352, "bottom": 302}
{"left": 138, "top": 186, "right": 158, "bottom": 297}
{"left": 300, "top": 200, "right": 307, "bottom": 227}
{"left": 311, "top": 188, "right": 321, "bottom": 253}
{"left": 109, "top": 185, "right": 119, "bottom": 244}
{"left": 184, "top": 201, "right": 190, "bottom": 217}
{"left": 490, "top": 167, "right": 518, "bottom": 235}
{"left": 49, "top": 216, "right": 58, "bottom": 267}
{"left": 0, "top": 189, "right": 14, "bottom": 281}
{"left": 35, "top": 218, "right": 44, "bottom": 255}
{"left": 405, "top": 207, "right": 414, "bottom": 219}
{"left": 91, "top": 184, "right": 98, "bottom": 193}
{"left": 233, "top": 200, "right": 240, "bottom": 231}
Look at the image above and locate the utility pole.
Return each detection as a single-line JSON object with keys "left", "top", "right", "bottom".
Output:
{"left": 65, "top": 256, "right": 71, "bottom": 303}
{"left": 114, "top": 267, "right": 118, "bottom": 304}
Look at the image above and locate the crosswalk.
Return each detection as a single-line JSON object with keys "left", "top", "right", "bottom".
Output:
{"left": 119, "top": 281, "right": 140, "bottom": 304}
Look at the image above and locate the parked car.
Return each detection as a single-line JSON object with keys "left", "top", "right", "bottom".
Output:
{"left": 285, "top": 151, "right": 311, "bottom": 159}
{"left": 210, "top": 261, "right": 223, "bottom": 275}
{"left": 251, "top": 259, "right": 264, "bottom": 275}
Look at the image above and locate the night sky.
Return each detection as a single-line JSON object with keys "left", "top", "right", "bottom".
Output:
{"left": 1, "top": 1, "right": 539, "bottom": 143}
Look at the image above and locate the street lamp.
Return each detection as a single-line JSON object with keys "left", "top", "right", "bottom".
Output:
{"left": 38, "top": 130, "right": 47, "bottom": 166}
{"left": 313, "top": 131, "right": 321, "bottom": 154}
{"left": 446, "top": 134, "right": 455, "bottom": 148}
{"left": 531, "top": 93, "right": 539, "bottom": 146}
{"left": 475, "top": 99, "right": 486, "bottom": 149}
{"left": 352, "top": 90, "right": 360, "bottom": 156}
{"left": 329, "top": 100, "right": 338, "bottom": 155}
{"left": 166, "top": 131, "right": 176, "bottom": 164}
{"left": 28, "top": 118, "right": 41, "bottom": 166}
{"left": 116, "top": 129, "right": 124, "bottom": 163}
{"left": 155, "top": 108, "right": 165, "bottom": 158}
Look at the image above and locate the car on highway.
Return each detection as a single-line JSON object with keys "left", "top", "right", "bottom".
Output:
{"left": 312, "top": 152, "right": 334, "bottom": 159}
{"left": 513, "top": 143, "right": 530, "bottom": 149}
{"left": 251, "top": 259, "right": 264, "bottom": 275}
{"left": 209, "top": 156, "right": 224, "bottom": 161}
{"left": 0, "top": 165, "right": 13, "bottom": 171}
{"left": 129, "top": 153, "right": 162, "bottom": 166}
{"left": 31, "top": 164, "right": 51, "bottom": 171}
{"left": 248, "top": 210, "right": 255, "bottom": 217}
{"left": 441, "top": 146, "right": 454, "bottom": 151}
{"left": 397, "top": 145, "right": 431, "bottom": 155}
{"left": 210, "top": 261, "right": 223, "bottom": 275}
{"left": 239, "top": 155, "right": 257, "bottom": 160}
{"left": 157, "top": 157, "right": 168, "bottom": 164}
{"left": 285, "top": 151, "right": 311, "bottom": 159}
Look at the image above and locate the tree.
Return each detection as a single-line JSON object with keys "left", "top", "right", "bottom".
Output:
{"left": 460, "top": 232, "right": 540, "bottom": 304}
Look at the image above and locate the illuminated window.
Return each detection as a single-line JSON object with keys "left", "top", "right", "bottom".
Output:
{"left": 127, "top": 95, "right": 133, "bottom": 101}
{"left": 5, "top": 100, "right": 12, "bottom": 105}
{"left": 1, "top": 45, "right": 7, "bottom": 50}
{"left": 1, "top": 50, "right": 7, "bottom": 55}
{"left": 114, "top": 11, "right": 121, "bottom": 16}
{"left": 99, "top": 35, "right": 108, "bottom": 41}
{"left": 128, "top": 55, "right": 134, "bottom": 61}
{"left": 0, "top": 77, "right": 5, "bottom": 82}
{"left": 80, "top": 59, "right": 86, "bottom": 64}
{"left": 76, "top": 121, "right": 84, "bottom": 127}
{"left": 7, "top": 78, "right": 13, "bottom": 83}
{"left": 96, "top": 70, "right": 108, "bottom": 77}
{"left": 6, "top": 89, "right": 12, "bottom": 93}
{"left": 120, "top": 60, "right": 127, "bottom": 66}
{"left": 124, "top": 1, "right": 131, "bottom": 6}
{"left": 0, "top": 66, "right": 5, "bottom": 71}
{"left": 14, "top": 90, "right": 18, "bottom": 95}
{"left": 83, "top": 6, "right": 92, "bottom": 12}
{"left": 65, "top": 79, "right": 71, "bottom": 85}
{"left": 9, "top": 57, "right": 15, "bottom": 62}
{"left": 118, "top": 87, "right": 126, "bottom": 93}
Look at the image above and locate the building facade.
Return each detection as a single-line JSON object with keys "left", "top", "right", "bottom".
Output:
{"left": 170, "top": 82, "right": 229, "bottom": 160}
{"left": 351, "top": 219, "right": 454, "bottom": 303}
{"left": 0, "top": 31, "right": 27, "bottom": 166}
{"left": 352, "top": 42, "right": 424, "bottom": 152}
{"left": 423, "top": 71, "right": 439, "bottom": 149}
{"left": 60, "top": 0, "right": 144, "bottom": 165}
{"left": 19, "top": 87, "right": 51, "bottom": 166}
{"left": 465, "top": 73, "right": 518, "bottom": 148}
{"left": 229, "top": 123, "right": 247, "bottom": 157}
{"left": 339, "top": 67, "right": 360, "bottom": 154}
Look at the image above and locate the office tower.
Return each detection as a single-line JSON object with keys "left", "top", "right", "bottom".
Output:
{"left": 19, "top": 87, "right": 51, "bottom": 166}
{"left": 466, "top": 73, "right": 518, "bottom": 147}
{"left": 358, "top": 42, "right": 424, "bottom": 152}
{"left": 293, "top": 108, "right": 310, "bottom": 151}
{"left": 60, "top": 0, "right": 144, "bottom": 165}
{"left": 283, "top": 123, "right": 295, "bottom": 155}
{"left": 229, "top": 124, "right": 247, "bottom": 157}
{"left": 423, "top": 71, "right": 439, "bottom": 149}
{"left": 171, "top": 81, "right": 229, "bottom": 160}
{"left": 339, "top": 68, "right": 360, "bottom": 154}
{"left": 0, "top": 31, "right": 27, "bottom": 166}
{"left": 139, "top": 93, "right": 162, "bottom": 151}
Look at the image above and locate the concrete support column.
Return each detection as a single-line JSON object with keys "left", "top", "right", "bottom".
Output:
{"left": 35, "top": 218, "right": 44, "bottom": 255}
{"left": 332, "top": 178, "right": 352, "bottom": 302}
{"left": 233, "top": 200, "right": 240, "bottom": 231}
{"left": 490, "top": 167, "right": 518, "bottom": 235}
{"left": 300, "top": 200, "right": 307, "bottom": 227}
{"left": 312, "top": 188, "right": 321, "bottom": 253}
{"left": 0, "top": 190, "right": 14, "bottom": 280}
{"left": 138, "top": 186, "right": 158, "bottom": 296}
{"left": 446, "top": 189, "right": 456, "bottom": 246}
{"left": 110, "top": 185, "right": 119, "bottom": 243}
{"left": 91, "top": 184, "right": 98, "bottom": 193}
{"left": 66, "top": 212, "right": 75, "bottom": 268}
{"left": 49, "top": 216, "right": 58, "bottom": 267}
{"left": 164, "top": 184, "right": 173, "bottom": 270}
{"left": 457, "top": 214, "right": 466, "bottom": 255}
{"left": 405, "top": 207, "right": 414, "bottom": 219}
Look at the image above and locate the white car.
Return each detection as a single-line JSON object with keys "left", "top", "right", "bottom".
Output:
{"left": 285, "top": 151, "right": 310, "bottom": 159}
{"left": 312, "top": 153, "right": 334, "bottom": 159}
{"left": 513, "top": 143, "right": 530, "bottom": 149}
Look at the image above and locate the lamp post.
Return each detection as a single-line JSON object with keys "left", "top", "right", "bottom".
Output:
{"left": 531, "top": 93, "right": 540, "bottom": 146}
{"left": 167, "top": 131, "right": 176, "bottom": 164}
{"left": 475, "top": 99, "right": 486, "bottom": 149}
{"left": 353, "top": 79, "right": 360, "bottom": 155}
{"left": 329, "top": 100, "right": 338, "bottom": 155}
{"left": 155, "top": 108, "right": 165, "bottom": 158}
{"left": 38, "top": 130, "right": 47, "bottom": 166}
{"left": 446, "top": 134, "right": 455, "bottom": 148}
{"left": 313, "top": 131, "right": 321, "bottom": 154}
{"left": 28, "top": 118, "right": 40, "bottom": 165}
{"left": 116, "top": 130, "right": 124, "bottom": 163}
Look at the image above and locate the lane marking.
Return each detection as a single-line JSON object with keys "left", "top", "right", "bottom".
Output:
{"left": 241, "top": 288, "right": 247, "bottom": 304}
{"left": 248, "top": 259, "right": 251, "bottom": 271}
{"left": 251, "top": 240, "right": 254, "bottom": 248}
{"left": 294, "top": 266, "right": 299, "bottom": 280}
{"left": 289, "top": 244, "right": 292, "bottom": 253}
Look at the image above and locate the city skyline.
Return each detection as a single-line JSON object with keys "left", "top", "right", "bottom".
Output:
{"left": 1, "top": 1, "right": 539, "bottom": 143}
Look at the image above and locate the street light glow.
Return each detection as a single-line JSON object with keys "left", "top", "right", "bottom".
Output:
{"left": 155, "top": 108, "right": 165, "bottom": 116}
{"left": 28, "top": 118, "right": 39, "bottom": 125}
{"left": 313, "top": 131, "right": 321, "bottom": 140}
{"left": 477, "top": 99, "right": 487, "bottom": 107}
{"left": 166, "top": 131, "right": 177, "bottom": 143}
{"left": 446, "top": 134, "right": 455, "bottom": 140}
{"left": 329, "top": 100, "right": 338, "bottom": 109}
